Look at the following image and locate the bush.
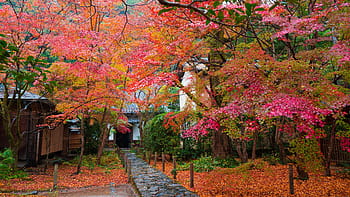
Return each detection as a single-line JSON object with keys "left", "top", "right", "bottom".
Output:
{"left": 289, "top": 137, "right": 324, "bottom": 173}
{"left": 99, "top": 151, "right": 122, "bottom": 167}
{"left": 216, "top": 157, "right": 240, "bottom": 168}
{"left": 63, "top": 151, "right": 122, "bottom": 170}
{"left": 84, "top": 118, "right": 101, "bottom": 155}
{"left": 262, "top": 153, "right": 281, "bottom": 165}
{"left": 143, "top": 113, "right": 180, "bottom": 155}
{"left": 177, "top": 156, "right": 239, "bottom": 172}
{"left": 174, "top": 136, "right": 212, "bottom": 161}
{"left": 0, "top": 148, "right": 27, "bottom": 180}
{"left": 235, "top": 159, "right": 267, "bottom": 173}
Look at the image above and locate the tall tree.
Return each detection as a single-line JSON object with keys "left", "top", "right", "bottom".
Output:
{"left": 47, "top": 0, "right": 134, "bottom": 169}
{"left": 137, "top": 0, "right": 350, "bottom": 166}
{"left": 0, "top": 0, "right": 58, "bottom": 166}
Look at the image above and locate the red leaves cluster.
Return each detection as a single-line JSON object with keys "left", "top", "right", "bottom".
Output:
{"left": 156, "top": 161, "right": 350, "bottom": 197}
{"left": 0, "top": 164, "right": 127, "bottom": 193}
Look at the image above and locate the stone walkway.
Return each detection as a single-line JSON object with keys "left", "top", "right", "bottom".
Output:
{"left": 35, "top": 184, "right": 138, "bottom": 197}
{"left": 57, "top": 184, "right": 137, "bottom": 197}
{"left": 123, "top": 151, "right": 198, "bottom": 197}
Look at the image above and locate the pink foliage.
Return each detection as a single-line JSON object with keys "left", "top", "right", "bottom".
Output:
{"left": 214, "top": 102, "right": 245, "bottom": 119}
{"left": 129, "top": 72, "right": 178, "bottom": 91}
{"left": 340, "top": 137, "right": 350, "bottom": 152}
{"left": 182, "top": 117, "right": 220, "bottom": 140}
{"left": 262, "top": 16, "right": 325, "bottom": 39}
{"left": 245, "top": 120, "right": 260, "bottom": 132}
{"left": 263, "top": 94, "right": 331, "bottom": 136}
{"left": 117, "top": 116, "right": 131, "bottom": 134}
{"left": 117, "top": 125, "right": 131, "bottom": 134}
{"left": 329, "top": 41, "right": 350, "bottom": 66}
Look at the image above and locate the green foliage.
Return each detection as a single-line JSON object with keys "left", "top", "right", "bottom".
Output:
{"left": 234, "top": 159, "right": 267, "bottom": 173}
{"left": 335, "top": 162, "right": 350, "bottom": 177}
{"left": 289, "top": 137, "right": 324, "bottom": 173}
{"left": 244, "top": 2, "right": 257, "bottom": 16}
{"left": 64, "top": 154, "right": 96, "bottom": 168}
{"left": 177, "top": 156, "right": 239, "bottom": 172}
{"left": 0, "top": 35, "right": 55, "bottom": 97}
{"left": 335, "top": 118, "right": 350, "bottom": 138}
{"left": 192, "top": 156, "right": 218, "bottom": 172}
{"left": 215, "top": 157, "right": 240, "bottom": 168}
{"left": 262, "top": 153, "right": 281, "bottom": 165}
{"left": 143, "top": 113, "right": 180, "bottom": 154}
{"left": 174, "top": 136, "right": 211, "bottom": 161}
{"left": 158, "top": 7, "right": 176, "bottom": 15}
{"left": 0, "top": 148, "right": 27, "bottom": 180}
{"left": 63, "top": 151, "right": 122, "bottom": 170}
{"left": 84, "top": 118, "right": 101, "bottom": 155}
{"left": 99, "top": 151, "right": 122, "bottom": 167}
{"left": 0, "top": 148, "right": 14, "bottom": 178}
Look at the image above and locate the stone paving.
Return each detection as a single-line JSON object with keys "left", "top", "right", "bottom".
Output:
{"left": 57, "top": 184, "right": 137, "bottom": 197}
{"left": 123, "top": 151, "right": 199, "bottom": 197}
{"left": 35, "top": 184, "right": 138, "bottom": 197}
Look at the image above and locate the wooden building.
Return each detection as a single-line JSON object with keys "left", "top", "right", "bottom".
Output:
{"left": 114, "top": 103, "right": 141, "bottom": 148}
{"left": 0, "top": 90, "right": 66, "bottom": 166}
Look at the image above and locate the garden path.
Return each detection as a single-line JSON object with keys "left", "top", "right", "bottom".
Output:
{"left": 122, "top": 150, "right": 198, "bottom": 197}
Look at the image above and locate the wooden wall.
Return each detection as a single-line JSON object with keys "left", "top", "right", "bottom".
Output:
{"left": 40, "top": 125, "right": 64, "bottom": 156}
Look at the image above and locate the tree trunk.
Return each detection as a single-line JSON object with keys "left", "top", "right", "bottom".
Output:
{"left": 96, "top": 107, "right": 109, "bottom": 165}
{"left": 96, "top": 126, "right": 108, "bottom": 165}
{"left": 211, "top": 130, "right": 233, "bottom": 159}
{"left": 1, "top": 86, "right": 19, "bottom": 169}
{"left": 275, "top": 125, "right": 286, "bottom": 164}
{"left": 76, "top": 116, "right": 85, "bottom": 174}
{"left": 234, "top": 139, "right": 248, "bottom": 163}
{"left": 324, "top": 120, "right": 336, "bottom": 176}
{"left": 251, "top": 132, "right": 258, "bottom": 160}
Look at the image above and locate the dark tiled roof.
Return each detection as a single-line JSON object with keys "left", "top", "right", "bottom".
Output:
{"left": 0, "top": 90, "right": 47, "bottom": 100}
{"left": 122, "top": 103, "right": 139, "bottom": 113}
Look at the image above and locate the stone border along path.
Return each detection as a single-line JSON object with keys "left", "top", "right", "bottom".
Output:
{"left": 121, "top": 150, "right": 199, "bottom": 197}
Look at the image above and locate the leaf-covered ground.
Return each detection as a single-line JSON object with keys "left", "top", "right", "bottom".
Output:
{"left": 155, "top": 160, "right": 350, "bottom": 197}
{"left": 0, "top": 164, "right": 128, "bottom": 195}
{"left": 1, "top": 158, "right": 349, "bottom": 197}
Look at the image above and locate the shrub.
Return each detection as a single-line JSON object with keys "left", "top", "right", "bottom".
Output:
{"left": 235, "top": 159, "right": 267, "bottom": 173}
{"left": 216, "top": 157, "right": 240, "bottom": 168}
{"left": 177, "top": 156, "right": 239, "bottom": 172}
{"left": 289, "top": 137, "right": 324, "bottom": 173}
{"left": 0, "top": 148, "right": 27, "bottom": 180}
{"left": 84, "top": 118, "right": 101, "bottom": 155}
{"left": 63, "top": 151, "right": 122, "bottom": 170}
{"left": 99, "top": 151, "right": 122, "bottom": 167}
{"left": 262, "top": 153, "right": 281, "bottom": 165}
{"left": 143, "top": 113, "right": 180, "bottom": 155}
{"left": 174, "top": 136, "right": 212, "bottom": 161}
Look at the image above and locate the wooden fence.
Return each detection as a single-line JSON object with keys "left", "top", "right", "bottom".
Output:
{"left": 320, "top": 138, "right": 350, "bottom": 163}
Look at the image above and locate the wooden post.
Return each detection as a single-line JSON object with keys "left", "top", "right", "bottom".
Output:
{"left": 162, "top": 152, "right": 165, "bottom": 172}
{"left": 124, "top": 154, "right": 127, "bottom": 168}
{"left": 128, "top": 159, "right": 132, "bottom": 183}
{"left": 173, "top": 157, "right": 177, "bottom": 180}
{"left": 53, "top": 163, "right": 58, "bottom": 190}
{"left": 147, "top": 151, "right": 151, "bottom": 164}
{"left": 125, "top": 157, "right": 128, "bottom": 173}
{"left": 154, "top": 152, "right": 157, "bottom": 167}
{"left": 289, "top": 164, "right": 294, "bottom": 194}
{"left": 190, "top": 163, "right": 194, "bottom": 188}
